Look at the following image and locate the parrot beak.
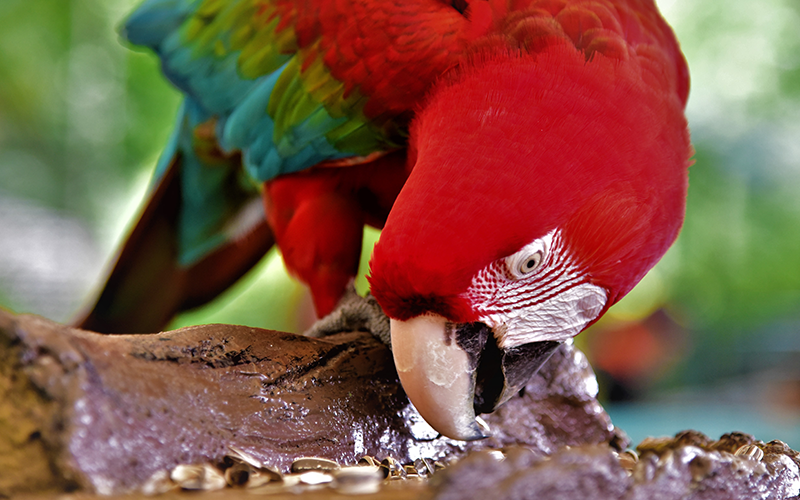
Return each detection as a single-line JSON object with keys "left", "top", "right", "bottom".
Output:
{"left": 390, "top": 315, "right": 561, "bottom": 441}
{"left": 390, "top": 315, "right": 490, "bottom": 441}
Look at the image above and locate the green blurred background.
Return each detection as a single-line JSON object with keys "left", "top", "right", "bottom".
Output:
{"left": 1, "top": 0, "right": 798, "bottom": 447}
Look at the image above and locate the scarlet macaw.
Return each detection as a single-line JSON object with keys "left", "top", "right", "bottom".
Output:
{"left": 77, "top": 0, "right": 691, "bottom": 440}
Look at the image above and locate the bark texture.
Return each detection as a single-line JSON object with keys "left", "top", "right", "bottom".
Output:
{"left": 0, "top": 309, "right": 620, "bottom": 495}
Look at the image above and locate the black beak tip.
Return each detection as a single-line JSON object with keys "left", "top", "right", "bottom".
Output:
{"left": 463, "top": 416, "right": 492, "bottom": 441}
{"left": 469, "top": 328, "right": 562, "bottom": 415}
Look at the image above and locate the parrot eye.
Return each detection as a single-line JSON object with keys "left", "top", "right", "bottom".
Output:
{"left": 506, "top": 233, "right": 552, "bottom": 280}
{"left": 519, "top": 252, "right": 543, "bottom": 275}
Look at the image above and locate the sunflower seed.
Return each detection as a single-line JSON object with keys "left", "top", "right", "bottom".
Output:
{"left": 227, "top": 445, "right": 265, "bottom": 468}
{"left": 290, "top": 457, "right": 341, "bottom": 473}
{"left": 618, "top": 450, "right": 639, "bottom": 472}
{"left": 487, "top": 450, "right": 506, "bottom": 461}
{"left": 222, "top": 448, "right": 283, "bottom": 488}
{"left": 247, "top": 467, "right": 283, "bottom": 488}
{"left": 225, "top": 461, "right": 253, "bottom": 487}
{"left": 170, "top": 463, "right": 226, "bottom": 491}
{"left": 735, "top": 444, "right": 764, "bottom": 462}
{"left": 381, "top": 457, "right": 407, "bottom": 479}
{"left": 414, "top": 458, "right": 435, "bottom": 477}
{"left": 404, "top": 465, "right": 421, "bottom": 478}
{"left": 141, "top": 470, "right": 176, "bottom": 495}
{"left": 332, "top": 465, "right": 383, "bottom": 494}
{"left": 298, "top": 471, "right": 333, "bottom": 486}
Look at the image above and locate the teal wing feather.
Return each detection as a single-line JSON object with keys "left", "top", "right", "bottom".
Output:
{"left": 77, "top": 0, "right": 467, "bottom": 331}
{"left": 124, "top": 0, "right": 390, "bottom": 184}
{"left": 123, "top": 0, "right": 396, "bottom": 265}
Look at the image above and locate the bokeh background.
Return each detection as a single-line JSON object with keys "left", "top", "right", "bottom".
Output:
{"left": 1, "top": 0, "right": 798, "bottom": 447}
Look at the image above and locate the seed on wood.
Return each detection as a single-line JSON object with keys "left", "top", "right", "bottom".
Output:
{"left": 332, "top": 465, "right": 383, "bottom": 494}
{"left": 141, "top": 470, "right": 176, "bottom": 495}
{"left": 380, "top": 457, "right": 407, "bottom": 479}
{"left": 618, "top": 450, "right": 639, "bottom": 472}
{"left": 290, "top": 456, "right": 341, "bottom": 473}
{"left": 170, "top": 463, "right": 226, "bottom": 491}
{"left": 735, "top": 444, "right": 764, "bottom": 462}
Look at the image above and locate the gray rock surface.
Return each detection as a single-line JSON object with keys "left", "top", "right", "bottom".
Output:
{"left": 433, "top": 432, "right": 800, "bottom": 499}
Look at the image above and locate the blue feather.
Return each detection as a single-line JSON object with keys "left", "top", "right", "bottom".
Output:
{"left": 122, "top": 0, "right": 381, "bottom": 266}
{"left": 124, "top": 0, "right": 199, "bottom": 47}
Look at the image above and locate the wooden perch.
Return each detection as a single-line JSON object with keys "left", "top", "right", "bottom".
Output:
{"left": 0, "top": 309, "right": 621, "bottom": 495}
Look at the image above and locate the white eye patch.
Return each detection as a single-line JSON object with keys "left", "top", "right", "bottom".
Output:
{"left": 465, "top": 229, "right": 608, "bottom": 349}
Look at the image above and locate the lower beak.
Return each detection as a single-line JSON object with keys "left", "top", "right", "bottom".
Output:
{"left": 390, "top": 314, "right": 561, "bottom": 441}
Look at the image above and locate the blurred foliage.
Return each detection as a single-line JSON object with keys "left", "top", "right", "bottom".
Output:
{"left": 0, "top": 0, "right": 179, "bottom": 216}
{"left": 0, "top": 0, "right": 182, "bottom": 319}
{"left": 0, "top": 0, "right": 799, "bottom": 417}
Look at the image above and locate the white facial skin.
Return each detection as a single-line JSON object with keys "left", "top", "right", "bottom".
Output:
{"left": 464, "top": 229, "right": 607, "bottom": 349}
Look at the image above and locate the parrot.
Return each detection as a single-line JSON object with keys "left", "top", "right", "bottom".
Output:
{"left": 75, "top": 0, "right": 691, "bottom": 440}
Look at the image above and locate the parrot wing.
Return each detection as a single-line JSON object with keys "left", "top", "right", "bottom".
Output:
{"left": 76, "top": 0, "right": 469, "bottom": 332}
{"left": 73, "top": 103, "right": 274, "bottom": 333}
{"left": 121, "top": 0, "right": 467, "bottom": 181}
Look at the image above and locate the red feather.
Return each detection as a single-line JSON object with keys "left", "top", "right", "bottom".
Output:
{"left": 367, "top": 1, "right": 691, "bottom": 321}
{"left": 265, "top": 151, "right": 408, "bottom": 315}
{"left": 80, "top": 0, "right": 690, "bottom": 330}
{"left": 246, "top": 0, "right": 689, "bottom": 320}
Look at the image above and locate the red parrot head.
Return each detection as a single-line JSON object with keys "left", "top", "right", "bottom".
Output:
{"left": 369, "top": 44, "right": 691, "bottom": 440}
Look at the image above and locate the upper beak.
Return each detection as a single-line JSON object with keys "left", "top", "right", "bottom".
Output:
{"left": 390, "top": 314, "right": 561, "bottom": 441}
